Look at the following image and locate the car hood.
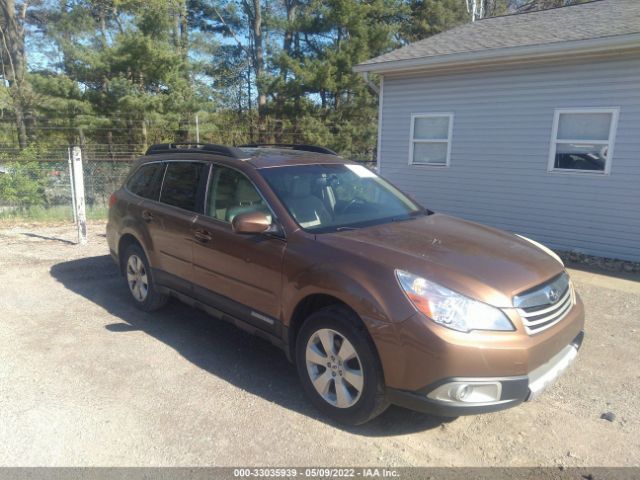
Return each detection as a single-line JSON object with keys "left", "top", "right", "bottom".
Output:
{"left": 319, "top": 213, "right": 564, "bottom": 308}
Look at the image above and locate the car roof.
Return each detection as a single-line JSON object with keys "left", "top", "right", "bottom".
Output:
{"left": 135, "top": 145, "right": 353, "bottom": 170}
{"left": 243, "top": 148, "right": 351, "bottom": 169}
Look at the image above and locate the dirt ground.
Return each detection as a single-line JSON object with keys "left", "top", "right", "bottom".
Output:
{"left": 0, "top": 221, "right": 638, "bottom": 467}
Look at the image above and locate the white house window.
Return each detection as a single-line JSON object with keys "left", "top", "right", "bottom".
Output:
{"left": 409, "top": 113, "right": 453, "bottom": 166}
{"left": 548, "top": 108, "right": 619, "bottom": 174}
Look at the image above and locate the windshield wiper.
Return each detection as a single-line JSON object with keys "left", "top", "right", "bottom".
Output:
{"left": 391, "top": 214, "right": 417, "bottom": 223}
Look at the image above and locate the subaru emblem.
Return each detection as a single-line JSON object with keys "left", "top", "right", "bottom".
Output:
{"left": 547, "top": 287, "right": 560, "bottom": 303}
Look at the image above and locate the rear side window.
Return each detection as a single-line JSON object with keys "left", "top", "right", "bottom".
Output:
{"left": 160, "top": 162, "right": 207, "bottom": 212}
{"left": 127, "top": 163, "right": 165, "bottom": 200}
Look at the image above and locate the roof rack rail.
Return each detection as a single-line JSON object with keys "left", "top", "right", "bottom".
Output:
{"left": 238, "top": 143, "right": 338, "bottom": 156}
{"left": 146, "top": 142, "right": 247, "bottom": 159}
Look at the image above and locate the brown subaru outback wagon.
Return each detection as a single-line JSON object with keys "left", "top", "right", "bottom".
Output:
{"left": 107, "top": 142, "right": 584, "bottom": 425}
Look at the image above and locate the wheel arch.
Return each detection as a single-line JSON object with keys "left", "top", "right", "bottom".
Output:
{"left": 287, "top": 293, "right": 377, "bottom": 368}
{"left": 117, "top": 233, "right": 146, "bottom": 275}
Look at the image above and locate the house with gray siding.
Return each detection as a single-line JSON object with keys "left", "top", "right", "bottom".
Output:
{"left": 355, "top": 0, "right": 640, "bottom": 262}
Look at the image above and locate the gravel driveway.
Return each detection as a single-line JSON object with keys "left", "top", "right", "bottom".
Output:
{"left": 0, "top": 221, "right": 638, "bottom": 467}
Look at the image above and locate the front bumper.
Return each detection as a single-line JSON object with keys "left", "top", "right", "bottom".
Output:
{"left": 387, "top": 331, "right": 584, "bottom": 417}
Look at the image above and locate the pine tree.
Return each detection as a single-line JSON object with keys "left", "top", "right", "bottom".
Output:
{"left": 0, "top": 0, "right": 33, "bottom": 148}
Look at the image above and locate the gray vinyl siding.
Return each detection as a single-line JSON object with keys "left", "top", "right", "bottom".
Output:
{"left": 379, "top": 54, "right": 640, "bottom": 262}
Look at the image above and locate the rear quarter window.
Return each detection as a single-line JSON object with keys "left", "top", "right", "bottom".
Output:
{"left": 126, "top": 163, "right": 165, "bottom": 200}
{"left": 159, "top": 162, "right": 207, "bottom": 212}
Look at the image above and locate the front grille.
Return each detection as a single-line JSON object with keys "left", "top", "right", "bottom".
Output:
{"left": 513, "top": 273, "right": 575, "bottom": 335}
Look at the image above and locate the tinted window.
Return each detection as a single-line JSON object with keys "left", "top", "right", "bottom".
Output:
{"left": 127, "top": 163, "right": 165, "bottom": 200}
{"left": 206, "top": 166, "right": 270, "bottom": 223}
{"left": 160, "top": 162, "right": 206, "bottom": 212}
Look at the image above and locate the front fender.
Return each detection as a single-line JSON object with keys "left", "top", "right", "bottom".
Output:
{"left": 283, "top": 267, "right": 401, "bottom": 327}
{"left": 281, "top": 256, "right": 415, "bottom": 386}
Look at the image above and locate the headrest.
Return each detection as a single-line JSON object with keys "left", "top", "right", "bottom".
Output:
{"left": 289, "top": 177, "right": 311, "bottom": 197}
{"left": 235, "top": 177, "right": 261, "bottom": 202}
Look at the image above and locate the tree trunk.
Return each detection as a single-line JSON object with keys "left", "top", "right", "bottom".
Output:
{"left": 247, "top": 67, "right": 254, "bottom": 141}
{"left": 98, "top": 3, "right": 107, "bottom": 41}
{"left": 14, "top": 104, "right": 27, "bottom": 148}
{"left": 250, "top": 0, "right": 267, "bottom": 142}
{"left": 274, "top": 0, "right": 297, "bottom": 143}
{"left": 174, "top": 0, "right": 190, "bottom": 143}
{"left": 283, "top": 0, "right": 297, "bottom": 55}
{"left": 179, "top": 0, "right": 188, "bottom": 62}
{"left": 177, "top": 117, "right": 189, "bottom": 143}
{"left": 1, "top": 0, "right": 30, "bottom": 148}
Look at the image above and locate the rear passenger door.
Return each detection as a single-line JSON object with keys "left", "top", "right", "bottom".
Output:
{"left": 151, "top": 161, "right": 209, "bottom": 293}
{"left": 124, "top": 161, "right": 166, "bottom": 267}
{"left": 191, "top": 165, "right": 285, "bottom": 332}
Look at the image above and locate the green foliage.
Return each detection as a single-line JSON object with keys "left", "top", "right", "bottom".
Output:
{"left": 0, "top": 146, "right": 49, "bottom": 207}
{"left": 402, "top": 0, "right": 468, "bottom": 43}
{"left": 3, "top": 0, "right": 537, "bottom": 161}
{"left": 0, "top": 0, "right": 581, "bottom": 223}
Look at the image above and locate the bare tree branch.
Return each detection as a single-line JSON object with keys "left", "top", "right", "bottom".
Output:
{"left": 210, "top": 4, "right": 252, "bottom": 59}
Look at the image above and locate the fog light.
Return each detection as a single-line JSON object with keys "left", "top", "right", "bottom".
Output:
{"left": 453, "top": 384, "right": 471, "bottom": 401}
{"left": 428, "top": 381, "right": 502, "bottom": 404}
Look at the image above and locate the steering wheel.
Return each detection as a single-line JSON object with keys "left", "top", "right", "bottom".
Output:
{"left": 340, "top": 197, "right": 367, "bottom": 214}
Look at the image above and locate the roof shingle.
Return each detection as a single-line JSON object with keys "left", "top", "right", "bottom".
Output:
{"left": 358, "top": 0, "right": 640, "bottom": 68}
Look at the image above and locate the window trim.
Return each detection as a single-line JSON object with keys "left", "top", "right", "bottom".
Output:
{"left": 408, "top": 113, "right": 454, "bottom": 167}
{"left": 547, "top": 107, "right": 619, "bottom": 176}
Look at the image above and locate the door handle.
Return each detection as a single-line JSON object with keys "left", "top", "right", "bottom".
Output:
{"left": 193, "top": 229, "right": 212, "bottom": 242}
{"left": 141, "top": 210, "right": 154, "bottom": 223}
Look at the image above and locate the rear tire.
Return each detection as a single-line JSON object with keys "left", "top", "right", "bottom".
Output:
{"left": 122, "top": 244, "right": 168, "bottom": 312}
{"left": 296, "top": 305, "right": 389, "bottom": 425}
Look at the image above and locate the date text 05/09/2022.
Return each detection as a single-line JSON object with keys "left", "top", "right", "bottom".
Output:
{"left": 233, "top": 468, "right": 400, "bottom": 478}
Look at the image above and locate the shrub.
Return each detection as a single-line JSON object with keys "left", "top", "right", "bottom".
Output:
{"left": 0, "top": 146, "right": 48, "bottom": 208}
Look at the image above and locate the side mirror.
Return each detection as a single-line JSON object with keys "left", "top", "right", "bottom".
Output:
{"left": 231, "top": 211, "right": 272, "bottom": 234}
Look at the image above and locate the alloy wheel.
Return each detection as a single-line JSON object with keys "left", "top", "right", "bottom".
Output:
{"left": 305, "top": 328, "right": 364, "bottom": 408}
{"left": 126, "top": 254, "right": 149, "bottom": 302}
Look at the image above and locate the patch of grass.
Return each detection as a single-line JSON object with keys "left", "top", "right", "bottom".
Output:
{"left": 0, "top": 205, "right": 108, "bottom": 223}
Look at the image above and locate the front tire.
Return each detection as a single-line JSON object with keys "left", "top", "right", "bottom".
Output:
{"left": 296, "top": 306, "right": 389, "bottom": 425}
{"left": 123, "top": 244, "right": 168, "bottom": 312}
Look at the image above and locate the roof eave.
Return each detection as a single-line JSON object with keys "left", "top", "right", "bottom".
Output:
{"left": 353, "top": 33, "right": 640, "bottom": 74}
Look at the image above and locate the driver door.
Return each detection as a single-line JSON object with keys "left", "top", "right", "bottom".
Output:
{"left": 191, "top": 165, "right": 286, "bottom": 333}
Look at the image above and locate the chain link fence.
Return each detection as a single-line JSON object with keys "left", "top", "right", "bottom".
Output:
{"left": 82, "top": 146, "right": 136, "bottom": 211}
{"left": 0, "top": 143, "right": 377, "bottom": 224}
{"left": 0, "top": 145, "right": 134, "bottom": 222}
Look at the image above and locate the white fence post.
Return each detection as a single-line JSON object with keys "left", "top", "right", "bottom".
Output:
{"left": 67, "top": 147, "right": 77, "bottom": 224}
{"left": 71, "top": 145, "right": 88, "bottom": 245}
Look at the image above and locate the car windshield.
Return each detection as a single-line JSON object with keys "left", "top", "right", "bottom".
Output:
{"left": 259, "top": 163, "right": 425, "bottom": 233}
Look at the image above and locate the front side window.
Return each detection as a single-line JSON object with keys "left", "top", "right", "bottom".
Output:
{"left": 548, "top": 108, "right": 619, "bottom": 174}
{"left": 259, "top": 163, "right": 424, "bottom": 233}
{"left": 159, "top": 162, "right": 206, "bottom": 211}
{"left": 409, "top": 113, "right": 453, "bottom": 166}
{"left": 206, "top": 166, "right": 270, "bottom": 223}
{"left": 127, "top": 163, "right": 165, "bottom": 200}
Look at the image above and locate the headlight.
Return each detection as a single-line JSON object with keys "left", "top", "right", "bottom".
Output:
{"left": 395, "top": 270, "right": 514, "bottom": 333}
